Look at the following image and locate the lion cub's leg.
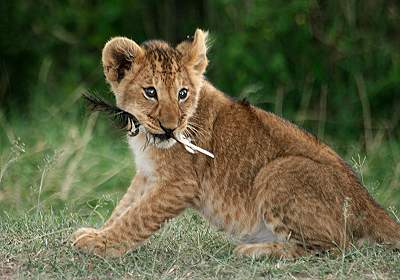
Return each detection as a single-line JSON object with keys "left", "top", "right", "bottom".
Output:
{"left": 101, "top": 174, "right": 150, "bottom": 228}
{"left": 71, "top": 174, "right": 149, "bottom": 241}
{"left": 250, "top": 157, "right": 351, "bottom": 255}
{"left": 72, "top": 182, "right": 194, "bottom": 257}
{"left": 234, "top": 242, "right": 309, "bottom": 259}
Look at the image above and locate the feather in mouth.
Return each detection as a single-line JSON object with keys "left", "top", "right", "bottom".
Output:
{"left": 82, "top": 93, "right": 214, "bottom": 158}
{"left": 82, "top": 93, "right": 140, "bottom": 136}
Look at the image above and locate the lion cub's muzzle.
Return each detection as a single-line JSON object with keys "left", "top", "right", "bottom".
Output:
{"left": 152, "top": 123, "right": 176, "bottom": 141}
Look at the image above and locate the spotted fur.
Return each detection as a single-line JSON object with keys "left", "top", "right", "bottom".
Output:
{"left": 72, "top": 29, "right": 400, "bottom": 259}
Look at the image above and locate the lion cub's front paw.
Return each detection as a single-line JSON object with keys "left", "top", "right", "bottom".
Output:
{"left": 72, "top": 229, "right": 126, "bottom": 257}
{"left": 72, "top": 230, "right": 107, "bottom": 256}
{"left": 71, "top": 227, "right": 99, "bottom": 242}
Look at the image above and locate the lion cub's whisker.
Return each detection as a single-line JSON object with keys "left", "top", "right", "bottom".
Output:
{"left": 82, "top": 93, "right": 213, "bottom": 158}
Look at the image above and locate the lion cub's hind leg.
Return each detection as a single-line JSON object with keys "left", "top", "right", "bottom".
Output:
{"left": 234, "top": 242, "right": 310, "bottom": 259}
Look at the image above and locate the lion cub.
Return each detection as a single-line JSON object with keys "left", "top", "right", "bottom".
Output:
{"left": 72, "top": 29, "right": 400, "bottom": 258}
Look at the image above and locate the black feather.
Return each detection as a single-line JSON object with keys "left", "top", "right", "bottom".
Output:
{"left": 82, "top": 93, "right": 140, "bottom": 135}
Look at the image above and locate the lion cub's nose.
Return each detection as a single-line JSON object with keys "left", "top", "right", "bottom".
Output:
{"left": 159, "top": 123, "right": 176, "bottom": 136}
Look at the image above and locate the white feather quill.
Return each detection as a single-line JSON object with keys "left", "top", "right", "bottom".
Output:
{"left": 175, "top": 135, "right": 215, "bottom": 158}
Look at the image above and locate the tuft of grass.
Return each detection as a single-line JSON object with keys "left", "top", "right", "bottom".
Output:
{"left": 0, "top": 108, "right": 134, "bottom": 214}
{"left": 1, "top": 209, "right": 399, "bottom": 280}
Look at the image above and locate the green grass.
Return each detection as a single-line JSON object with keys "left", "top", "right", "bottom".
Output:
{"left": 1, "top": 98, "right": 400, "bottom": 279}
{"left": 1, "top": 209, "right": 399, "bottom": 279}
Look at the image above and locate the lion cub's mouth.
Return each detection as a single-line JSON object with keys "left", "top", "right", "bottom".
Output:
{"left": 152, "top": 132, "right": 172, "bottom": 142}
{"left": 139, "top": 127, "right": 178, "bottom": 149}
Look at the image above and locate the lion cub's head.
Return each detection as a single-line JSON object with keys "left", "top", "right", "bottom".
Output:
{"left": 102, "top": 29, "right": 209, "bottom": 148}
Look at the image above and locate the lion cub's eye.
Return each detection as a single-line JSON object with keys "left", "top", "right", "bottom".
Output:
{"left": 143, "top": 87, "right": 157, "bottom": 100}
{"left": 178, "top": 88, "right": 188, "bottom": 101}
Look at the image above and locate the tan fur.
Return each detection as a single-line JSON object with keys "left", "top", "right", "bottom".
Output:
{"left": 72, "top": 29, "right": 400, "bottom": 258}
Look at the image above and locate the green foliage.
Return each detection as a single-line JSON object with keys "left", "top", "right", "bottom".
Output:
{"left": 1, "top": 1, "right": 399, "bottom": 141}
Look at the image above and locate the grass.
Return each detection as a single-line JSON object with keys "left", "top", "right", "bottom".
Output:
{"left": 1, "top": 95, "right": 400, "bottom": 279}
{"left": 1, "top": 209, "right": 399, "bottom": 279}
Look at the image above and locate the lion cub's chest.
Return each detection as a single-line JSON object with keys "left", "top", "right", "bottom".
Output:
{"left": 128, "top": 135, "right": 155, "bottom": 178}
{"left": 128, "top": 135, "right": 283, "bottom": 245}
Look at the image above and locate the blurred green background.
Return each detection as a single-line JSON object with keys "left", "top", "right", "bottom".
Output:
{"left": 0, "top": 0, "right": 399, "bottom": 214}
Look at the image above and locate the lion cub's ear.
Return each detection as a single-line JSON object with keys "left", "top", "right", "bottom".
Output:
{"left": 102, "top": 37, "right": 144, "bottom": 86}
{"left": 177, "top": 29, "right": 209, "bottom": 75}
